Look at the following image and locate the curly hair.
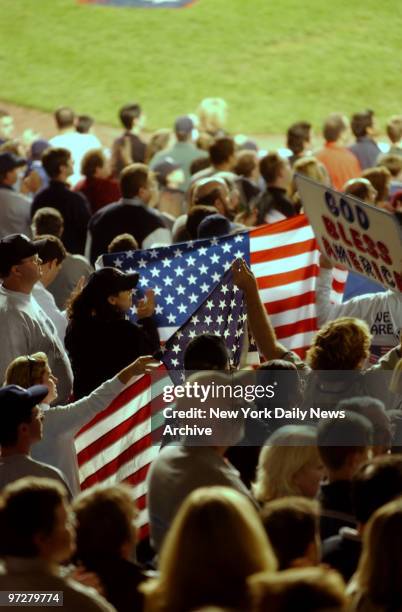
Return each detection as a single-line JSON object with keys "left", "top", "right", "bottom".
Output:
{"left": 306, "top": 317, "right": 371, "bottom": 370}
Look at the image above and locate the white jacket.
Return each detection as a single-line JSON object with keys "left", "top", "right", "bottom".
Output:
{"left": 317, "top": 269, "right": 402, "bottom": 360}
{"left": 32, "top": 376, "right": 124, "bottom": 495}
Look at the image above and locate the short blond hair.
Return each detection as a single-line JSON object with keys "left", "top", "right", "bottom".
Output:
{"left": 197, "top": 98, "right": 228, "bottom": 135}
{"left": 306, "top": 317, "right": 371, "bottom": 370}
{"left": 252, "top": 426, "right": 320, "bottom": 504}
{"left": 5, "top": 352, "right": 48, "bottom": 388}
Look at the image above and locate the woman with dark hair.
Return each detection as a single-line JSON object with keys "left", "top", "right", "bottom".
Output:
{"left": 65, "top": 267, "right": 159, "bottom": 398}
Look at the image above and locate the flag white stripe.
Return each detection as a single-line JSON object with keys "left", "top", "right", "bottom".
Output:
{"left": 269, "top": 304, "right": 316, "bottom": 328}
{"left": 250, "top": 225, "right": 314, "bottom": 252}
{"left": 251, "top": 251, "right": 318, "bottom": 278}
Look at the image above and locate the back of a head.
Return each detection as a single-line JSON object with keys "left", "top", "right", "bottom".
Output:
{"left": 76, "top": 114, "right": 94, "bottom": 134}
{"left": 197, "top": 98, "right": 227, "bottom": 135}
{"left": 42, "top": 147, "right": 70, "bottom": 179}
{"left": 183, "top": 333, "right": 229, "bottom": 371}
{"left": 317, "top": 411, "right": 373, "bottom": 472}
{"left": 337, "top": 397, "right": 391, "bottom": 451}
{"left": 0, "top": 477, "right": 67, "bottom": 558}
{"left": 250, "top": 567, "right": 346, "bottom": 612}
{"left": 352, "top": 455, "right": 402, "bottom": 525}
{"left": 32, "top": 206, "right": 64, "bottom": 238}
{"left": 234, "top": 150, "right": 258, "bottom": 178}
{"left": 306, "top": 317, "right": 371, "bottom": 370}
{"left": 120, "top": 163, "right": 148, "bottom": 199}
{"left": 34, "top": 234, "right": 66, "bottom": 265}
{"left": 386, "top": 116, "right": 402, "bottom": 144}
{"left": 54, "top": 107, "right": 75, "bottom": 130}
{"left": 153, "top": 487, "right": 275, "bottom": 610}
{"left": 259, "top": 152, "right": 284, "bottom": 184}
{"left": 351, "top": 109, "right": 374, "bottom": 139}
{"left": 186, "top": 205, "right": 219, "bottom": 240}
{"left": 343, "top": 178, "right": 375, "bottom": 202}
{"left": 293, "top": 156, "right": 328, "bottom": 185}
{"left": 260, "top": 497, "right": 319, "bottom": 570}
{"left": 377, "top": 153, "right": 402, "bottom": 178}
{"left": 209, "top": 137, "right": 235, "bottom": 167}
{"left": 108, "top": 233, "right": 138, "bottom": 254}
{"left": 73, "top": 483, "right": 137, "bottom": 565}
{"left": 286, "top": 121, "right": 312, "bottom": 156}
{"left": 362, "top": 166, "right": 391, "bottom": 202}
{"left": 322, "top": 113, "right": 348, "bottom": 143}
{"left": 81, "top": 148, "right": 105, "bottom": 178}
{"left": 119, "top": 103, "right": 141, "bottom": 130}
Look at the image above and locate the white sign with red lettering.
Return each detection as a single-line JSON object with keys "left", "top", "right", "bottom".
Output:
{"left": 295, "top": 174, "right": 402, "bottom": 292}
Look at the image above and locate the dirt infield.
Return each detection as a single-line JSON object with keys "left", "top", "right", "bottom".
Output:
{"left": 0, "top": 100, "right": 283, "bottom": 151}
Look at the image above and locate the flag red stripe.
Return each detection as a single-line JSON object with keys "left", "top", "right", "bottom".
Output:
{"left": 250, "top": 239, "right": 316, "bottom": 264}
{"left": 264, "top": 290, "right": 316, "bottom": 315}
{"left": 256, "top": 264, "right": 319, "bottom": 290}
{"left": 274, "top": 317, "right": 318, "bottom": 340}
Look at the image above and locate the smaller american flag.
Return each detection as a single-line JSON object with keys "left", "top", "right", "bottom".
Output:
{"left": 157, "top": 267, "right": 248, "bottom": 383}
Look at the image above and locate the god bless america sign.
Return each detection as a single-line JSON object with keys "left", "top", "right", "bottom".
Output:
{"left": 79, "top": 0, "right": 197, "bottom": 7}
{"left": 295, "top": 174, "right": 402, "bottom": 292}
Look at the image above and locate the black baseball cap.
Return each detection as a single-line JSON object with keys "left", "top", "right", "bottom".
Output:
{"left": 0, "top": 152, "right": 27, "bottom": 174}
{"left": 84, "top": 267, "right": 139, "bottom": 299}
{"left": 0, "top": 384, "right": 49, "bottom": 410}
{"left": 0, "top": 234, "right": 46, "bottom": 277}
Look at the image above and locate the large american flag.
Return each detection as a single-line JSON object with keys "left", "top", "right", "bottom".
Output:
{"left": 75, "top": 214, "right": 346, "bottom": 536}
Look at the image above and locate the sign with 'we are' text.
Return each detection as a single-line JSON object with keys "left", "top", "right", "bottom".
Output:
{"left": 295, "top": 174, "right": 402, "bottom": 293}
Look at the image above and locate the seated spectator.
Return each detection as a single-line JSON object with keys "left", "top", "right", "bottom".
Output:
{"left": 261, "top": 497, "right": 320, "bottom": 570}
{"left": 65, "top": 267, "right": 159, "bottom": 398}
{"left": 31, "top": 147, "right": 91, "bottom": 254}
{"left": 249, "top": 567, "right": 346, "bottom": 612}
{"left": 191, "top": 136, "right": 236, "bottom": 184}
{"left": 147, "top": 370, "right": 254, "bottom": 552}
{"left": 0, "top": 385, "right": 70, "bottom": 494}
{"left": 0, "top": 477, "right": 114, "bottom": 611}
{"left": 0, "top": 109, "right": 14, "bottom": 145}
{"left": 317, "top": 411, "right": 373, "bottom": 539}
{"left": 0, "top": 234, "right": 73, "bottom": 403}
{"left": 362, "top": 165, "right": 392, "bottom": 208}
{"left": 74, "top": 149, "right": 120, "bottom": 214}
{"left": 197, "top": 97, "right": 228, "bottom": 139}
{"left": 150, "top": 116, "right": 208, "bottom": 190}
{"left": 0, "top": 151, "right": 31, "bottom": 239}
{"left": 87, "top": 163, "right": 171, "bottom": 264}
{"left": 143, "top": 486, "right": 276, "bottom": 611}
{"left": 108, "top": 232, "right": 138, "bottom": 254}
{"left": 185, "top": 204, "right": 219, "bottom": 240}
{"left": 286, "top": 121, "right": 313, "bottom": 166}
{"left": 386, "top": 115, "right": 402, "bottom": 157}
{"left": 377, "top": 153, "right": 402, "bottom": 198}
{"left": 31, "top": 207, "right": 93, "bottom": 310}
{"left": 252, "top": 426, "right": 325, "bottom": 504}
{"left": 49, "top": 107, "right": 101, "bottom": 186}
{"left": 349, "top": 109, "right": 381, "bottom": 170}
{"left": 111, "top": 103, "right": 147, "bottom": 177}
{"left": 256, "top": 152, "right": 295, "bottom": 224}
{"left": 31, "top": 235, "right": 68, "bottom": 343}
{"left": 73, "top": 484, "right": 148, "bottom": 612}
{"left": 316, "top": 113, "right": 361, "bottom": 190}
{"left": 5, "top": 351, "right": 157, "bottom": 494}
{"left": 350, "top": 500, "right": 402, "bottom": 611}
{"left": 322, "top": 455, "right": 402, "bottom": 581}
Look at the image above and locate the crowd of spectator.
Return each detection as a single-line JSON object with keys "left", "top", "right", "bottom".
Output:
{"left": 0, "top": 100, "right": 402, "bottom": 611}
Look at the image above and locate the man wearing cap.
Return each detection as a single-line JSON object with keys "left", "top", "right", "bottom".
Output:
{"left": 0, "top": 152, "right": 32, "bottom": 239}
{"left": 0, "top": 384, "right": 71, "bottom": 495}
{"left": 0, "top": 234, "right": 73, "bottom": 404}
{"left": 150, "top": 115, "right": 208, "bottom": 190}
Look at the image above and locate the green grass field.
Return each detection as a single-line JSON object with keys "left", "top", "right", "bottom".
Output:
{"left": 1, "top": 0, "right": 401, "bottom": 134}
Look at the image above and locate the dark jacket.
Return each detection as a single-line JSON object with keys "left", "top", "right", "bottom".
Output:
{"left": 256, "top": 186, "right": 296, "bottom": 224}
{"left": 319, "top": 480, "right": 356, "bottom": 540}
{"left": 112, "top": 132, "right": 147, "bottom": 177}
{"left": 322, "top": 527, "right": 362, "bottom": 581}
{"left": 31, "top": 180, "right": 91, "bottom": 254}
{"left": 88, "top": 198, "right": 167, "bottom": 264}
{"left": 65, "top": 315, "right": 160, "bottom": 399}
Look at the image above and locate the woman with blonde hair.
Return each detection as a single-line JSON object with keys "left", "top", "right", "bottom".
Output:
{"left": 350, "top": 499, "right": 402, "bottom": 611}
{"left": 252, "top": 426, "right": 325, "bottom": 504}
{"left": 5, "top": 351, "right": 159, "bottom": 495}
{"left": 197, "top": 98, "right": 228, "bottom": 138}
{"left": 142, "top": 486, "right": 276, "bottom": 612}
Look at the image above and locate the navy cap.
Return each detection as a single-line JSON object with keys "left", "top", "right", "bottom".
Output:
{"left": 84, "top": 267, "right": 139, "bottom": 300}
{"left": 174, "top": 115, "right": 194, "bottom": 135}
{"left": 197, "top": 213, "right": 234, "bottom": 239}
{"left": 0, "top": 152, "right": 27, "bottom": 174}
{"left": 0, "top": 234, "right": 46, "bottom": 277}
{"left": 0, "top": 385, "right": 49, "bottom": 410}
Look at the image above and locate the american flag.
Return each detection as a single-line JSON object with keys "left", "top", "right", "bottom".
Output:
{"left": 75, "top": 214, "right": 347, "bottom": 536}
